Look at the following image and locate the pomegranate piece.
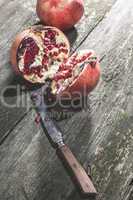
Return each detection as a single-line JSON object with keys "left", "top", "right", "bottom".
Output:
{"left": 19, "top": 37, "right": 39, "bottom": 68}
{"left": 36, "top": 0, "right": 84, "bottom": 30}
{"left": 10, "top": 25, "right": 70, "bottom": 84}
{"left": 51, "top": 50, "right": 100, "bottom": 98}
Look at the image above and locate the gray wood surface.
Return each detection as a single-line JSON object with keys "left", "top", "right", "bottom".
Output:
{"left": 1, "top": 0, "right": 133, "bottom": 200}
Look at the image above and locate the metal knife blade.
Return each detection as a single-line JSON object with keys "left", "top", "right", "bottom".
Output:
{"left": 31, "top": 84, "right": 64, "bottom": 147}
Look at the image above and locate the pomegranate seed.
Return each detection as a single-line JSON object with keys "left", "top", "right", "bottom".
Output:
{"left": 43, "top": 37, "right": 51, "bottom": 46}
{"left": 55, "top": 44, "right": 59, "bottom": 48}
{"left": 44, "top": 41, "right": 50, "bottom": 45}
{"left": 47, "top": 45, "right": 54, "bottom": 50}
{"left": 45, "top": 30, "right": 56, "bottom": 40}
{"left": 61, "top": 43, "right": 66, "bottom": 47}
{"left": 44, "top": 48, "right": 49, "bottom": 54}
{"left": 38, "top": 74, "right": 43, "bottom": 78}
{"left": 71, "top": 60, "right": 78, "bottom": 65}
{"left": 35, "top": 113, "right": 41, "bottom": 124}
{"left": 75, "top": 59, "right": 81, "bottom": 63}
{"left": 63, "top": 58, "right": 68, "bottom": 63}
{"left": 22, "top": 37, "right": 39, "bottom": 71}
{"left": 44, "top": 37, "right": 50, "bottom": 42}
{"left": 42, "top": 55, "right": 49, "bottom": 65}
{"left": 67, "top": 64, "right": 73, "bottom": 68}
{"left": 43, "top": 64, "right": 48, "bottom": 70}
{"left": 59, "top": 63, "right": 67, "bottom": 70}
{"left": 23, "top": 68, "right": 30, "bottom": 75}
{"left": 87, "top": 52, "right": 93, "bottom": 58}
{"left": 54, "top": 69, "right": 72, "bottom": 81}
{"left": 58, "top": 43, "right": 66, "bottom": 48}
{"left": 59, "top": 48, "right": 68, "bottom": 54}
{"left": 52, "top": 52, "right": 59, "bottom": 57}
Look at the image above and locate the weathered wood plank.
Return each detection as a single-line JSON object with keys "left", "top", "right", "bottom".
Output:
{"left": 0, "top": 0, "right": 123, "bottom": 200}
{"left": 0, "top": 0, "right": 116, "bottom": 143}
{"left": 0, "top": 0, "right": 37, "bottom": 143}
{"left": 66, "top": 0, "right": 133, "bottom": 199}
{"left": 12, "top": 0, "right": 133, "bottom": 199}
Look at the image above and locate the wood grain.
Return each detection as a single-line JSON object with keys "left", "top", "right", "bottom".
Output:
{"left": 57, "top": 144, "right": 97, "bottom": 195}
{"left": 0, "top": 0, "right": 37, "bottom": 143}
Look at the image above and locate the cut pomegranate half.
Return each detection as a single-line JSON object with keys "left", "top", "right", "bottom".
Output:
{"left": 10, "top": 25, "right": 70, "bottom": 83}
{"left": 51, "top": 50, "right": 100, "bottom": 98}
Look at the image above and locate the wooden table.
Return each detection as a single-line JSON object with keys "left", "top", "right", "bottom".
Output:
{"left": 0, "top": 0, "right": 133, "bottom": 199}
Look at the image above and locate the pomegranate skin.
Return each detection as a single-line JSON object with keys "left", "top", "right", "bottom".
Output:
{"left": 63, "top": 61, "right": 100, "bottom": 98}
{"left": 10, "top": 29, "right": 32, "bottom": 75}
{"left": 36, "top": 0, "right": 84, "bottom": 30}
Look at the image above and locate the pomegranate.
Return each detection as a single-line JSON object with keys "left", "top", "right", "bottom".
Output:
{"left": 11, "top": 25, "right": 100, "bottom": 99}
{"left": 36, "top": 0, "right": 84, "bottom": 30}
{"left": 51, "top": 50, "right": 100, "bottom": 98}
{"left": 10, "top": 25, "right": 70, "bottom": 83}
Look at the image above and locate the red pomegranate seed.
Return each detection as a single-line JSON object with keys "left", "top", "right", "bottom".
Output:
{"left": 44, "top": 37, "right": 50, "bottom": 42}
{"left": 22, "top": 37, "right": 39, "bottom": 73}
{"left": 66, "top": 64, "right": 74, "bottom": 68}
{"left": 44, "top": 41, "right": 50, "bottom": 45}
{"left": 63, "top": 58, "right": 68, "bottom": 63}
{"left": 23, "top": 67, "right": 30, "bottom": 75}
{"left": 54, "top": 44, "right": 59, "bottom": 48}
{"left": 59, "top": 48, "right": 68, "bottom": 54}
{"left": 24, "top": 51, "right": 33, "bottom": 65}
{"left": 71, "top": 60, "right": 78, "bottom": 65}
{"left": 45, "top": 30, "right": 56, "bottom": 40}
{"left": 80, "top": 55, "right": 87, "bottom": 62}
{"left": 54, "top": 69, "right": 72, "bottom": 81}
{"left": 52, "top": 52, "right": 59, "bottom": 57}
{"left": 61, "top": 43, "right": 66, "bottom": 47}
{"left": 87, "top": 52, "right": 93, "bottom": 58}
{"left": 42, "top": 55, "right": 49, "bottom": 65}
{"left": 75, "top": 59, "right": 81, "bottom": 63}
{"left": 44, "top": 48, "right": 49, "bottom": 54}
{"left": 35, "top": 113, "right": 41, "bottom": 124}
{"left": 47, "top": 45, "right": 54, "bottom": 50}
{"left": 58, "top": 43, "right": 66, "bottom": 48}
{"left": 59, "top": 63, "right": 67, "bottom": 71}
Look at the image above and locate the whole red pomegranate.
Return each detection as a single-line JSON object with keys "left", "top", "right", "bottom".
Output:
{"left": 10, "top": 25, "right": 100, "bottom": 99}
{"left": 36, "top": 0, "right": 84, "bottom": 30}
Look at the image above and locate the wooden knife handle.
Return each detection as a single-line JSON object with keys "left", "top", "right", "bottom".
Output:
{"left": 57, "top": 144, "right": 97, "bottom": 195}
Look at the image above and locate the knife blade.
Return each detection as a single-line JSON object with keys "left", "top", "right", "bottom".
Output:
{"left": 31, "top": 83, "right": 97, "bottom": 196}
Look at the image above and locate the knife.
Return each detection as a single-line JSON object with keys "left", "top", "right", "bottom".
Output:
{"left": 31, "top": 82, "right": 97, "bottom": 196}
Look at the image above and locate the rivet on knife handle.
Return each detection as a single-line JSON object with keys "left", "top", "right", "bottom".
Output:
{"left": 57, "top": 144, "right": 97, "bottom": 195}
